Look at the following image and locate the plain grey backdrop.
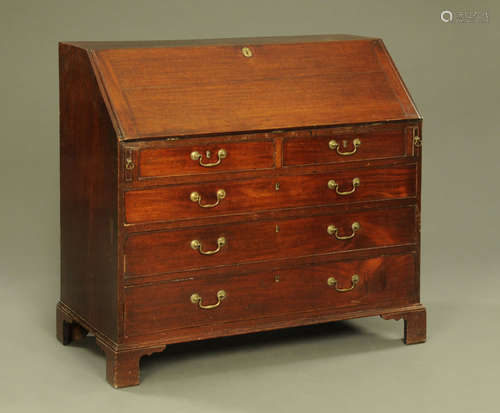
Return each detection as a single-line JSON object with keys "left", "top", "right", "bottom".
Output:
{"left": 1, "top": 0, "right": 499, "bottom": 412}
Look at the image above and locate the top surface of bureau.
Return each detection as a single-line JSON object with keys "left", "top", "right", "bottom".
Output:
{"left": 64, "top": 34, "right": 420, "bottom": 140}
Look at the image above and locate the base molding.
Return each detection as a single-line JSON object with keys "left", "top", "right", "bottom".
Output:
{"left": 96, "top": 338, "right": 165, "bottom": 388}
{"left": 57, "top": 301, "right": 427, "bottom": 387}
{"left": 56, "top": 301, "right": 89, "bottom": 345}
{"left": 57, "top": 301, "right": 166, "bottom": 388}
{"left": 380, "top": 306, "right": 427, "bottom": 344}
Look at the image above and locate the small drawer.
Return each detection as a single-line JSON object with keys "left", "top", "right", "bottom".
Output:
{"left": 283, "top": 123, "right": 410, "bottom": 167}
{"left": 124, "top": 206, "right": 416, "bottom": 278}
{"left": 124, "top": 253, "right": 417, "bottom": 337}
{"left": 129, "top": 139, "right": 275, "bottom": 180}
{"left": 124, "top": 165, "right": 416, "bottom": 224}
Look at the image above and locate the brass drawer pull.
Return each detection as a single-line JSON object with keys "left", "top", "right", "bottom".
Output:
{"left": 190, "top": 189, "right": 226, "bottom": 208}
{"left": 190, "top": 290, "right": 226, "bottom": 309}
{"left": 327, "top": 274, "right": 359, "bottom": 292}
{"left": 328, "top": 138, "right": 361, "bottom": 155}
{"left": 190, "top": 148, "right": 227, "bottom": 167}
{"left": 327, "top": 222, "right": 360, "bottom": 240}
{"left": 328, "top": 177, "right": 360, "bottom": 195}
{"left": 190, "top": 236, "right": 226, "bottom": 255}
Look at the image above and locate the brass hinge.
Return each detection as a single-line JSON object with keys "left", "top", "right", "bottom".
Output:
{"left": 124, "top": 148, "right": 136, "bottom": 181}
{"left": 125, "top": 157, "right": 135, "bottom": 170}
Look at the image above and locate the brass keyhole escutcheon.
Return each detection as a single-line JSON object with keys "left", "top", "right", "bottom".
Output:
{"left": 242, "top": 47, "right": 253, "bottom": 57}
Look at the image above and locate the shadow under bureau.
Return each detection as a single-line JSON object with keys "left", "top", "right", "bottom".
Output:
{"left": 57, "top": 34, "right": 426, "bottom": 388}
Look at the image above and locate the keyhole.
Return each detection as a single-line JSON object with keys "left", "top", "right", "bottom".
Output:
{"left": 242, "top": 47, "right": 253, "bottom": 58}
{"left": 343, "top": 140, "right": 348, "bottom": 148}
{"left": 206, "top": 150, "right": 211, "bottom": 159}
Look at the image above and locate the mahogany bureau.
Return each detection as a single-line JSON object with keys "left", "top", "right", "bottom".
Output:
{"left": 57, "top": 34, "right": 426, "bottom": 388}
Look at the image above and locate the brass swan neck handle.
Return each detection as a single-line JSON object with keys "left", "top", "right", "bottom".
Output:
{"left": 329, "top": 138, "right": 361, "bottom": 156}
{"left": 327, "top": 274, "right": 360, "bottom": 292}
{"left": 190, "top": 149, "right": 227, "bottom": 167}
{"left": 328, "top": 177, "right": 360, "bottom": 195}
{"left": 190, "top": 290, "right": 226, "bottom": 309}
{"left": 190, "top": 189, "right": 226, "bottom": 208}
{"left": 190, "top": 236, "right": 226, "bottom": 255}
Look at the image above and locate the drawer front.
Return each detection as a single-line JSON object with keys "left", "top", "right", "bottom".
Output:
{"left": 284, "top": 124, "right": 408, "bottom": 166}
{"left": 136, "top": 139, "right": 275, "bottom": 179}
{"left": 124, "top": 206, "right": 416, "bottom": 278}
{"left": 124, "top": 253, "right": 417, "bottom": 337}
{"left": 125, "top": 165, "right": 416, "bottom": 224}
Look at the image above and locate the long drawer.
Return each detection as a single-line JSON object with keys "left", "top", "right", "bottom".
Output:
{"left": 124, "top": 165, "right": 416, "bottom": 224}
{"left": 124, "top": 206, "right": 416, "bottom": 278}
{"left": 124, "top": 253, "right": 417, "bottom": 337}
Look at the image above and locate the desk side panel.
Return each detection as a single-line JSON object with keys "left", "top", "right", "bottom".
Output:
{"left": 59, "top": 43, "right": 118, "bottom": 340}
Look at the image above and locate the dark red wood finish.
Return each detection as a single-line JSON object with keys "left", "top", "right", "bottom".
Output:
{"left": 284, "top": 122, "right": 408, "bottom": 166}
{"left": 124, "top": 206, "right": 416, "bottom": 277}
{"left": 58, "top": 35, "right": 425, "bottom": 388}
{"left": 124, "top": 253, "right": 417, "bottom": 337}
{"left": 58, "top": 43, "right": 118, "bottom": 341}
{"left": 91, "top": 36, "right": 420, "bottom": 139}
{"left": 138, "top": 139, "right": 275, "bottom": 179}
{"left": 124, "top": 165, "right": 416, "bottom": 224}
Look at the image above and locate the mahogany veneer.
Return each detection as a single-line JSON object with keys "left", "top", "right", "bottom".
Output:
{"left": 124, "top": 166, "right": 417, "bottom": 224}
{"left": 58, "top": 34, "right": 426, "bottom": 388}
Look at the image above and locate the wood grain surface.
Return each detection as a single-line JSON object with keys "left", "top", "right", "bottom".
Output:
{"left": 124, "top": 253, "right": 417, "bottom": 337}
{"left": 58, "top": 36, "right": 425, "bottom": 388}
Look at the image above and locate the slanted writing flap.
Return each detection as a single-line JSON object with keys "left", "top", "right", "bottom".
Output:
{"left": 73, "top": 35, "right": 420, "bottom": 139}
